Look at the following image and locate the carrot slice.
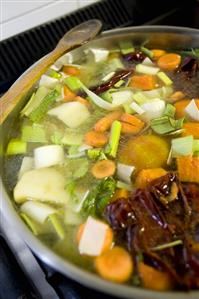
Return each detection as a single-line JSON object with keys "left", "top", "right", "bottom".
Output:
{"left": 95, "top": 246, "right": 133, "bottom": 283}
{"left": 135, "top": 168, "right": 167, "bottom": 188}
{"left": 62, "top": 65, "right": 80, "bottom": 76}
{"left": 151, "top": 49, "right": 166, "bottom": 60}
{"left": 75, "top": 96, "right": 90, "bottom": 107}
{"left": 94, "top": 111, "right": 122, "bottom": 132}
{"left": 63, "top": 85, "right": 76, "bottom": 101}
{"left": 157, "top": 53, "right": 181, "bottom": 71}
{"left": 182, "top": 122, "right": 199, "bottom": 138}
{"left": 112, "top": 188, "right": 130, "bottom": 201}
{"left": 129, "top": 75, "right": 157, "bottom": 90}
{"left": 139, "top": 262, "right": 173, "bottom": 290}
{"left": 174, "top": 99, "right": 199, "bottom": 118}
{"left": 91, "top": 159, "right": 116, "bottom": 179}
{"left": 76, "top": 223, "right": 113, "bottom": 254}
{"left": 84, "top": 131, "right": 108, "bottom": 147}
{"left": 177, "top": 156, "right": 199, "bottom": 183}
{"left": 120, "top": 113, "right": 145, "bottom": 129}
{"left": 121, "top": 122, "right": 143, "bottom": 134}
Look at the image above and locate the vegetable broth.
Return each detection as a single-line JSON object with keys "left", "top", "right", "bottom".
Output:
{"left": 3, "top": 42, "right": 199, "bottom": 290}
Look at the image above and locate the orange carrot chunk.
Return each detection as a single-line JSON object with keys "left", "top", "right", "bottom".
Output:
{"left": 62, "top": 65, "right": 80, "bottom": 76}
{"left": 63, "top": 85, "right": 76, "bottom": 101}
{"left": 157, "top": 53, "right": 181, "bottom": 71}
{"left": 75, "top": 96, "right": 90, "bottom": 107}
{"left": 120, "top": 113, "right": 145, "bottom": 129}
{"left": 177, "top": 156, "right": 199, "bottom": 183}
{"left": 139, "top": 262, "right": 173, "bottom": 290}
{"left": 129, "top": 75, "right": 157, "bottom": 90}
{"left": 174, "top": 99, "right": 199, "bottom": 119}
{"left": 121, "top": 122, "right": 143, "bottom": 135}
{"left": 135, "top": 168, "right": 167, "bottom": 188}
{"left": 95, "top": 246, "right": 133, "bottom": 283}
{"left": 84, "top": 131, "right": 108, "bottom": 147}
{"left": 94, "top": 111, "right": 122, "bottom": 132}
{"left": 182, "top": 122, "right": 199, "bottom": 138}
{"left": 91, "top": 159, "right": 116, "bottom": 179}
{"left": 151, "top": 49, "right": 166, "bottom": 60}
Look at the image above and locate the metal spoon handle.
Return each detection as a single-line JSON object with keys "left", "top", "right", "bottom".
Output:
{"left": 0, "top": 19, "right": 102, "bottom": 124}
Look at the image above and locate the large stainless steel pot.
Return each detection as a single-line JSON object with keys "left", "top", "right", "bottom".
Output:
{"left": 1, "top": 25, "right": 199, "bottom": 299}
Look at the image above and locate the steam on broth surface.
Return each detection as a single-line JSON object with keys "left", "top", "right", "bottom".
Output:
{"left": 3, "top": 43, "right": 199, "bottom": 290}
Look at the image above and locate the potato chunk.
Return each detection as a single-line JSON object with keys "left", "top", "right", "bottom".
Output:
{"left": 14, "top": 168, "right": 69, "bottom": 204}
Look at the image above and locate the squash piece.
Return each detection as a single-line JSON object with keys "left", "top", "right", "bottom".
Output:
{"left": 119, "top": 135, "right": 169, "bottom": 172}
{"left": 135, "top": 168, "right": 167, "bottom": 188}
{"left": 177, "top": 156, "right": 199, "bottom": 183}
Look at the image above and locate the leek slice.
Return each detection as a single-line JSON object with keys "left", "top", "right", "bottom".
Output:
{"left": 20, "top": 213, "right": 39, "bottom": 235}
{"left": 48, "top": 214, "right": 65, "bottom": 239}
{"left": 164, "top": 103, "right": 176, "bottom": 118}
{"left": 136, "top": 64, "right": 159, "bottom": 75}
{"left": 21, "top": 125, "right": 47, "bottom": 143}
{"left": 6, "top": 139, "right": 27, "bottom": 155}
{"left": 116, "top": 180, "right": 133, "bottom": 191}
{"left": 171, "top": 135, "right": 193, "bottom": 157}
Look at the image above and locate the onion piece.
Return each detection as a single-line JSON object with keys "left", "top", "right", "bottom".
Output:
{"left": 34, "top": 145, "right": 65, "bottom": 169}
{"left": 130, "top": 102, "right": 145, "bottom": 115}
{"left": 117, "top": 163, "right": 135, "bottom": 184}
{"left": 39, "top": 74, "right": 59, "bottom": 88}
{"left": 142, "top": 57, "right": 154, "bottom": 66}
{"left": 111, "top": 90, "right": 134, "bottom": 107}
{"left": 136, "top": 64, "right": 160, "bottom": 75}
{"left": 48, "top": 102, "right": 90, "bottom": 128}
{"left": 140, "top": 99, "right": 166, "bottom": 121}
{"left": 185, "top": 99, "right": 199, "bottom": 121}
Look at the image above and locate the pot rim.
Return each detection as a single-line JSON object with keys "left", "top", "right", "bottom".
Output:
{"left": 1, "top": 25, "right": 199, "bottom": 299}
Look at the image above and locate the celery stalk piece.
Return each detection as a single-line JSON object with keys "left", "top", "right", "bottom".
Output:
{"left": 106, "top": 120, "right": 121, "bottom": 158}
{"left": 6, "top": 139, "right": 27, "bottom": 155}
{"left": 116, "top": 180, "right": 133, "bottom": 191}
{"left": 157, "top": 72, "right": 173, "bottom": 86}
{"left": 20, "top": 213, "right": 39, "bottom": 235}
{"left": 140, "top": 46, "right": 154, "bottom": 59}
{"left": 48, "top": 214, "right": 65, "bottom": 239}
{"left": 87, "top": 148, "right": 102, "bottom": 160}
{"left": 123, "top": 103, "right": 134, "bottom": 114}
{"left": 64, "top": 76, "right": 83, "bottom": 92}
{"left": 171, "top": 135, "right": 193, "bottom": 157}
{"left": 29, "top": 89, "right": 59, "bottom": 122}
{"left": 21, "top": 125, "right": 47, "bottom": 143}
{"left": 119, "top": 41, "right": 135, "bottom": 55}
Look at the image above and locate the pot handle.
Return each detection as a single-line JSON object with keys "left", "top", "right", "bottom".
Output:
{"left": 0, "top": 215, "right": 60, "bottom": 299}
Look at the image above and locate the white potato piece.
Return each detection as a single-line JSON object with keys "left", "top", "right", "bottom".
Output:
{"left": 20, "top": 201, "right": 56, "bottom": 224}
{"left": 48, "top": 102, "right": 90, "bottom": 128}
{"left": 34, "top": 145, "right": 65, "bottom": 168}
{"left": 14, "top": 168, "right": 69, "bottom": 204}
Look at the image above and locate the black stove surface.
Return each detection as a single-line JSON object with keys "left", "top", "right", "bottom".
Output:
{"left": 1, "top": 1, "right": 199, "bottom": 299}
